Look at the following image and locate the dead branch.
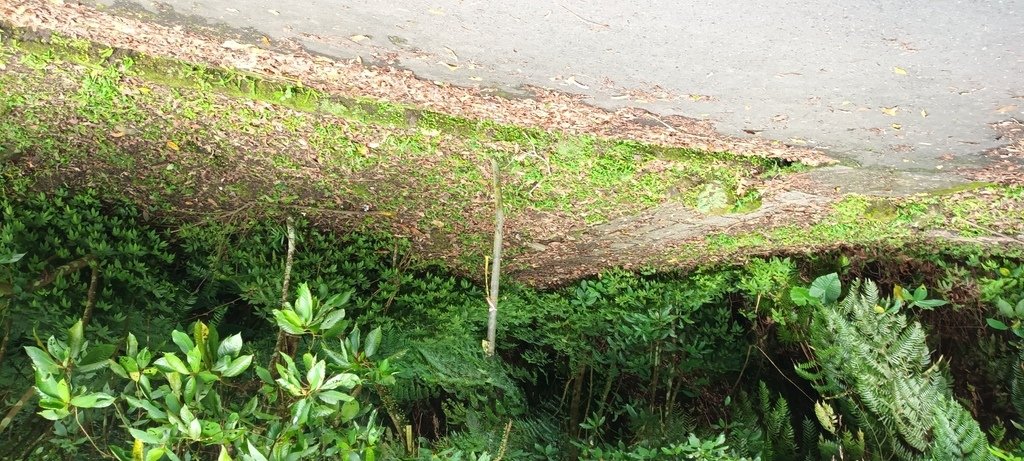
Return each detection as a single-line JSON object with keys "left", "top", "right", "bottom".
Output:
{"left": 485, "top": 159, "right": 504, "bottom": 357}
{"left": 270, "top": 216, "right": 297, "bottom": 369}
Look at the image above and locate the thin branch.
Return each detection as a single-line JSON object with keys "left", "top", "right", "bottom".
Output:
{"left": 756, "top": 345, "right": 814, "bottom": 402}
{"left": 0, "top": 255, "right": 95, "bottom": 296}
{"left": 485, "top": 159, "right": 504, "bottom": 357}
{"left": 956, "top": 218, "right": 1024, "bottom": 244}
{"left": 0, "top": 304, "right": 11, "bottom": 370}
{"left": 270, "top": 217, "right": 297, "bottom": 369}
{"left": 558, "top": 3, "right": 610, "bottom": 28}
{"left": 81, "top": 263, "right": 100, "bottom": 328}
{"left": 0, "top": 387, "right": 35, "bottom": 434}
{"left": 281, "top": 216, "right": 297, "bottom": 308}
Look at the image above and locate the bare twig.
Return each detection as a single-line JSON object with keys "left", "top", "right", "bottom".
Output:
{"left": 650, "top": 114, "right": 678, "bottom": 132}
{"left": 0, "top": 387, "right": 35, "bottom": 434}
{"left": 270, "top": 217, "right": 297, "bottom": 369}
{"left": 81, "top": 263, "right": 100, "bottom": 328}
{"left": 558, "top": 3, "right": 610, "bottom": 28}
{"left": 756, "top": 345, "right": 814, "bottom": 402}
{"left": 956, "top": 218, "right": 1024, "bottom": 244}
{"left": 0, "top": 305, "right": 11, "bottom": 370}
{"left": 485, "top": 159, "right": 504, "bottom": 357}
{"left": 0, "top": 255, "right": 95, "bottom": 296}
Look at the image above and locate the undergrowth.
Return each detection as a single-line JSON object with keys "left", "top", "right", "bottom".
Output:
{"left": 2, "top": 187, "right": 1024, "bottom": 460}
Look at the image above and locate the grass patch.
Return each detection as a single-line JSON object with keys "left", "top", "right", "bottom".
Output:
{"left": 0, "top": 27, "right": 821, "bottom": 276}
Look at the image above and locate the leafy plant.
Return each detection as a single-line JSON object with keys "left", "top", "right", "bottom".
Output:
{"left": 795, "top": 274, "right": 989, "bottom": 459}
{"left": 25, "top": 284, "right": 393, "bottom": 460}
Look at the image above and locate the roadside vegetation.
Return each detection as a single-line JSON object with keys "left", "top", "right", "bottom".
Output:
{"left": 2, "top": 27, "right": 1024, "bottom": 461}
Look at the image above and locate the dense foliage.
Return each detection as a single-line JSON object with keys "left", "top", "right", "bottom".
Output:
{"left": 2, "top": 188, "right": 1024, "bottom": 460}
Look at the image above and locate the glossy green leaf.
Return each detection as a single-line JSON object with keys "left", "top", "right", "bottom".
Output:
{"left": 809, "top": 273, "right": 841, "bottom": 304}
{"left": 145, "top": 447, "right": 166, "bottom": 461}
{"left": 364, "top": 327, "right": 382, "bottom": 358}
{"left": 129, "top": 428, "right": 162, "bottom": 444}
{"left": 35, "top": 374, "right": 62, "bottom": 399}
{"left": 78, "top": 344, "right": 115, "bottom": 373}
{"left": 273, "top": 309, "right": 306, "bottom": 335}
{"left": 321, "top": 372, "right": 359, "bottom": 391}
{"left": 55, "top": 378, "right": 71, "bottom": 403}
{"left": 295, "top": 283, "right": 313, "bottom": 324}
{"left": 320, "top": 308, "right": 347, "bottom": 331}
{"left": 70, "top": 392, "right": 115, "bottom": 408}
{"left": 38, "top": 408, "right": 70, "bottom": 420}
{"left": 221, "top": 355, "right": 253, "bottom": 378}
{"left": 171, "top": 330, "right": 194, "bottom": 354}
{"left": 188, "top": 417, "right": 202, "bottom": 439}
{"left": 317, "top": 390, "right": 352, "bottom": 405}
{"left": 67, "top": 321, "right": 84, "bottom": 359}
{"left": 306, "top": 360, "right": 325, "bottom": 390}
{"left": 987, "top": 318, "right": 1009, "bottom": 330}
{"left": 25, "top": 346, "right": 60, "bottom": 375}
{"left": 217, "top": 334, "right": 243, "bottom": 358}
{"left": 154, "top": 353, "right": 190, "bottom": 375}
{"left": 340, "top": 399, "right": 359, "bottom": 422}
{"left": 255, "top": 366, "right": 274, "bottom": 385}
{"left": 247, "top": 441, "right": 269, "bottom": 461}
{"left": 0, "top": 252, "right": 25, "bottom": 264}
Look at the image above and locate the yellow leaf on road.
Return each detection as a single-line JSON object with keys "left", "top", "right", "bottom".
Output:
{"left": 881, "top": 106, "right": 898, "bottom": 116}
{"left": 893, "top": 66, "right": 908, "bottom": 75}
{"left": 891, "top": 123, "right": 902, "bottom": 130}
{"left": 920, "top": 109, "right": 928, "bottom": 118}
{"left": 349, "top": 35, "right": 370, "bottom": 43}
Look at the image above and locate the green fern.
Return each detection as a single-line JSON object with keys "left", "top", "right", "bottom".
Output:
{"left": 1013, "top": 348, "right": 1024, "bottom": 418}
{"left": 798, "top": 276, "right": 990, "bottom": 460}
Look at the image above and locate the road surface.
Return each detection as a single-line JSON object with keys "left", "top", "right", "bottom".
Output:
{"left": 97, "top": 0, "right": 1024, "bottom": 189}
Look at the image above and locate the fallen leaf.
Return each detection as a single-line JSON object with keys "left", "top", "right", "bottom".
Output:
{"left": 166, "top": 141, "right": 180, "bottom": 151}
{"left": 443, "top": 46, "right": 459, "bottom": 62}
{"left": 881, "top": 106, "right": 898, "bottom": 116}
{"left": 565, "top": 76, "right": 589, "bottom": 89}
{"left": 221, "top": 40, "right": 249, "bottom": 50}
{"left": 349, "top": 34, "right": 370, "bottom": 43}
{"left": 996, "top": 105, "right": 1018, "bottom": 114}
{"left": 261, "top": 36, "right": 271, "bottom": 46}
{"left": 226, "top": 8, "right": 239, "bottom": 13}
{"left": 920, "top": 109, "right": 928, "bottom": 118}
{"left": 893, "top": 66, "right": 908, "bottom": 75}
{"left": 440, "top": 62, "right": 459, "bottom": 71}
{"left": 891, "top": 123, "right": 902, "bottom": 130}
{"left": 267, "top": 9, "right": 280, "bottom": 15}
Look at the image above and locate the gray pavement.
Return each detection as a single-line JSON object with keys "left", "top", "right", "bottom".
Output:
{"left": 100, "top": 0, "right": 1023, "bottom": 185}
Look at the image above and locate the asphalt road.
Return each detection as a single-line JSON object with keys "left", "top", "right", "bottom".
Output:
{"left": 99, "top": 0, "right": 1023, "bottom": 182}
